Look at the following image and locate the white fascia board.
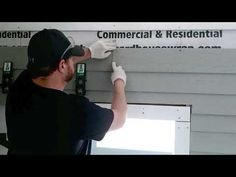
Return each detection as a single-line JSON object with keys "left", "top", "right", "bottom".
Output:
{"left": 97, "top": 103, "right": 191, "bottom": 121}
{"left": 1, "top": 22, "right": 236, "bottom": 31}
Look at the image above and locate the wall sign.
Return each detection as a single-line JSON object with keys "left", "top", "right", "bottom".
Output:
{"left": 0, "top": 29, "right": 236, "bottom": 49}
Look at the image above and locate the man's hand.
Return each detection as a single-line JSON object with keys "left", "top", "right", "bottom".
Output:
{"left": 111, "top": 62, "right": 127, "bottom": 86}
{"left": 89, "top": 39, "right": 116, "bottom": 59}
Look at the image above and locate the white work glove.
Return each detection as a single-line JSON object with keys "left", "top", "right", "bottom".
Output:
{"left": 89, "top": 39, "right": 117, "bottom": 59}
{"left": 111, "top": 62, "right": 126, "bottom": 86}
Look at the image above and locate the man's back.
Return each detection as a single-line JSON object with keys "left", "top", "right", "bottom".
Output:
{"left": 5, "top": 70, "right": 114, "bottom": 155}
{"left": 6, "top": 70, "right": 68, "bottom": 154}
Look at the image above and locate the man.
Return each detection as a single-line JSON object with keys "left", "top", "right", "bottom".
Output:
{"left": 5, "top": 29, "right": 127, "bottom": 155}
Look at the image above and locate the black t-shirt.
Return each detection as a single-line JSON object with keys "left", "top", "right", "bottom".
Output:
{"left": 5, "top": 70, "right": 114, "bottom": 155}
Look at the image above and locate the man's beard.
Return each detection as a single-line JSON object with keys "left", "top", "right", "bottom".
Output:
{"left": 65, "top": 65, "right": 74, "bottom": 82}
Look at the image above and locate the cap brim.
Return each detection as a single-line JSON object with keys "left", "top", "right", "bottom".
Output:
{"left": 64, "top": 45, "right": 85, "bottom": 58}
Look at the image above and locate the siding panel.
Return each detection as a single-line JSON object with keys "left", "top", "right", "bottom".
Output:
{"left": 0, "top": 47, "right": 27, "bottom": 69}
{"left": 191, "top": 132, "right": 236, "bottom": 154}
{"left": 81, "top": 91, "right": 236, "bottom": 116}
{"left": 1, "top": 47, "right": 236, "bottom": 74}
{"left": 74, "top": 72, "right": 236, "bottom": 95}
{"left": 90, "top": 49, "right": 236, "bottom": 74}
{"left": 191, "top": 114, "right": 236, "bottom": 133}
{"left": 6, "top": 70, "right": 236, "bottom": 95}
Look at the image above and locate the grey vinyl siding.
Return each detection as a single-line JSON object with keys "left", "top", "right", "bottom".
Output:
{"left": 0, "top": 47, "right": 236, "bottom": 154}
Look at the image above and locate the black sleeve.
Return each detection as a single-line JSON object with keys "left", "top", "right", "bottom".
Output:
{"left": 69, "top": 95, "right": 114, "bottom": 141}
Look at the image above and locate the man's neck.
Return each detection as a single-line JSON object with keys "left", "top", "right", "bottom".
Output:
{"left": 32, "top": 74, "right": 66, "bottom": 91}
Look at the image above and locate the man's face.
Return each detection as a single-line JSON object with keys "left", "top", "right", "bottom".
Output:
{"left": 64, "top": 56, "right": 83, "bottom": 83}
{"left": 64, "top": 58, "right": 75, "bottom": 82}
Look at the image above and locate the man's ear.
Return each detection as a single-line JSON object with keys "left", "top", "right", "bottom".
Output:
{"left": 58, "top": 59, "right": 66, "bottom": 73}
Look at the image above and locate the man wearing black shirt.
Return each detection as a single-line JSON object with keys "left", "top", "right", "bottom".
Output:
{"left": 5, "top": 29, "right": 127, "bottom": 155}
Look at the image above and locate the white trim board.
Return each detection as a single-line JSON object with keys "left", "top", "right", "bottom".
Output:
{"left": 1, "top": 22, "right": 236, "bottom": 31}
{"left": 91, "top": 103, "right": 191, "bottom": 155}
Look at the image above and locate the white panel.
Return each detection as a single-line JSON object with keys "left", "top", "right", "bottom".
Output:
{"left": 175, "top": 122, "right": 190, "bottom": 154}
{"left": 20, "top": 37, "right": 31, "bottom": 46}
{"left": 63, "top": 31, "right": 98, "bottom": 47}
{"left": 93, "top": 118, "right": 176, "bottom": 155}
{"left": 10, "top": 30, "right": 236, "bottom": 49}
{"left": 2, "top": 23, "right": 236, "bottom": 48}
{"left": 6, "top": 38, "right": 20, "bottom": 47}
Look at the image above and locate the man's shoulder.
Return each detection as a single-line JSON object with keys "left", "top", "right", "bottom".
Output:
{"left": 67, "top": 94, "right": 90, "bottom": 104}
{"left": 7, "top": 70, "right": 31, "bottom": 98}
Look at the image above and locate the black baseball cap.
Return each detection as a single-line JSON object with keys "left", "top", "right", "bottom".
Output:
{"left": 27, "top": 29, "right": 85, "bottom": 68}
